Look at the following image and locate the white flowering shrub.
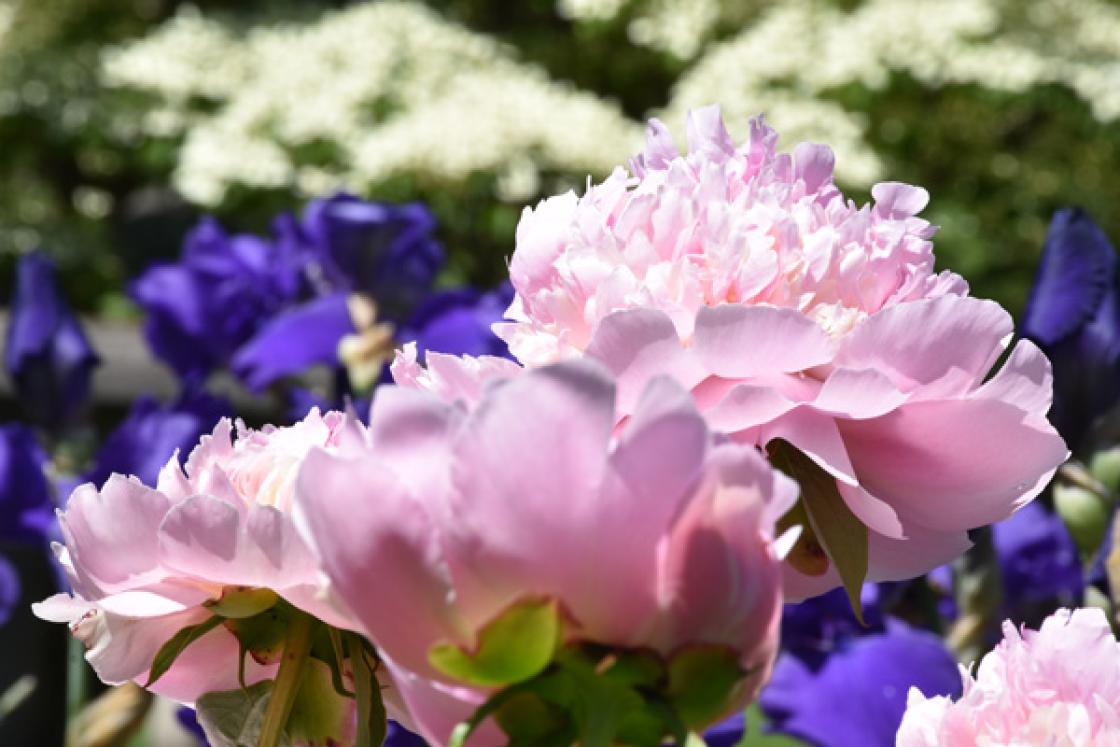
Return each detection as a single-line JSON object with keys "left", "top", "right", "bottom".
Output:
{"left": 101, "top": 2, "right": 642, "bottom": 206}
{"left": 664, "top": 0, "right": 1120, "bottom": 185}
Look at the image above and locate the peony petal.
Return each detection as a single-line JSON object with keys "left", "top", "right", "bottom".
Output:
{"left": 840, "top": 399, "right": 1068, "bottom": 531}
{"left": 867, "top": 526, "right": 972, "bottom": 583}
{"left": 585, "top": 308, "right": 706, "bottom": 414}
{"left": 693, "top": 305, "right": 835, "bottom": 379}
{"left": 59, "top": 476, "right": 171, "bottom": 597}
{"left": 760, "top": 410, "right": 858, "bottom": 486}
{"left": 814, "top": 368, "right": 908, "bottom": 419}
{"left": 704, "top": 383, "right": 799, "bottom": 432}
{"left": 444, "top": 360, "right": 617, "bottom": 628}
{"left": 579, "top": 376, "right": 711, "bottom": 642}
{"left": 295, "top": 448, "right": 463, "bottom": 678}
{"left": 383, "top": 658, "right": 504, "bottom": 747}
{"left": 974, "top": 339, "right": 1054, "bottom": 415}
{"left": 836, "top": 296, "right": 1012, "bottom": 395}
{"left": 158, "top": 496, "right": 319, "bottom": 592}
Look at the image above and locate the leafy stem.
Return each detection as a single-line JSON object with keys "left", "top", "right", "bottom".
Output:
{"left": 256, "top": 608, "right": 314, "bottom": 747}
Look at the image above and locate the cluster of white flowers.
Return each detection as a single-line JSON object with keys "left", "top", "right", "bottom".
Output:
{"left": 102, "top": 2, "right": 642, "bottom": 206}
{"left": 665, "top": 0, "right": 1120, "bottom": 185}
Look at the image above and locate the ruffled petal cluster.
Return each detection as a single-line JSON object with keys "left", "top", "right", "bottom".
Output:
{"left": 494, "top": 105, "right": 1068, "bottom": 598}
{"left": 898, "top": 608, "right": 1120, "bottom": 746}
{"left": 33, "top": 409, "right": 362, "bottom": 705}
{"left": 297, "top": 360, "right": 797, "bottom": 744}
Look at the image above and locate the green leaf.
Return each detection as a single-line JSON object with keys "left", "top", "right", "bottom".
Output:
{"left": 492, "top": 691, "right": 572, "bottom": 746}
{"left": 320, "top": 625, "right": 356, "bottom": 699}
{"left": 768, "top": 439, "right": 869, "bottom": 623}
{"left": 666, "top": 645, "right": 744, "bottom": 730}
{"left": 773, "top": 498, "right": 830, "bottom": 577}
{"left": 145, "top": 616, "right": 223, "bottom": 687}
{"left": 287, "top": 659, "right": 356, "bottom": 744}
{"left": 429, "top": 597, "right": 560, "bottom": 687}
{"left": 205, "top": 586, "right": 279, "bottom": 619}
{"left": 195, "top": 681, "right": 290, "bottom": 747}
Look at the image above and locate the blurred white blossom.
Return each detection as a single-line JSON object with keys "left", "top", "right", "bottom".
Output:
{"left": 102, "top": 2, "right": 642, "bottom": 206}
{"left": 665, "top": 0, "right": 1120, "bottom": 185}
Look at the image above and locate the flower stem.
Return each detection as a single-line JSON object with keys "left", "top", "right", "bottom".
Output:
{"left": 257, "top": 609, "right": 314, "bottom": 747}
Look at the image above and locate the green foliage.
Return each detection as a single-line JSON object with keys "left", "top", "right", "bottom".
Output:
{"left": 768, "top": 439, "right": 869, "bottom": 623}
{"left": 429, "top": 597, "right": 561, "bottom": 687}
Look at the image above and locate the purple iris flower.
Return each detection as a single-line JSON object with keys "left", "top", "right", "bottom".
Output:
{"left": 4, "top": 252, "right": 99, "bottom": 429}
{"left": 0, "top": 554, "right": 19, "bottom": 627}
{"left": 0, "top": 424, "right": 55, "bottom": 545}
{"left": 176, "top": 706, "right": 208, "bottom": 746}
{"left": 85, "top": 390, "right": 231, "bottom": 489}
{"left": 754, "top": 586, "right": 959, "bottom": 746}
{"left": 231, "top": 292, "right": 357, "bottom": 393}
{"left": 296, "top": 194, "right": 444, "bottom": 322}
{"left": 992, "top": 501, "right": 1082, "bottom": 623}
{"left": 131, "top": 218, "right": 303, "bottom": 383}
{"left": 702, "top": 712, "right": 745, "bottom": 746}
{"left": 1021, "top": 208, "right": 1120, "bottom": 455}
{"left": 385, "top": 720, "right": 428, "bottom": 746}
{"left": 398, "top": 283, "right": 514, "bottom": 361}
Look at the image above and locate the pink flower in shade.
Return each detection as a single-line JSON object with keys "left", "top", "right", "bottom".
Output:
{"left": 33, "top": 409, "right": 363, "bottom": 705}
{"left": 493, "top": 104, "right": 1069, "bottom": 599}
{"left": 897, "top": 608, "right": 1120, "bottom": 747}
{"left": 296, "top": 360, "right": 798, "bottom": 745}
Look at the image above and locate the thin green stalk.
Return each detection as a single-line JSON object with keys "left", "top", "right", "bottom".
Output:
{"left": 257, "top": 609, "right": 314, "bottom": 747}
{"left": 345, "top": 633, "right": 386, "bottom": 747}
{"left": 66, "top": 637, "right": 87, "bottom": 719}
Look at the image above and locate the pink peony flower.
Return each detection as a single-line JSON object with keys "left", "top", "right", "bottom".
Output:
{"left": 897, "top": 607, "right": 1120, "bottom": 746}
{"left": 296, "top": 361, "right": 798, "bottom": 745}
{"left": 33, "top": 409, "right": 362, "bottom": 705}
{"left": 493, "top": 104, "right": 1068, "bottom": 599}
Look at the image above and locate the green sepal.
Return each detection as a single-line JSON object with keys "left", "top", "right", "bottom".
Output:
{"left": 223, "top": 600, "right": 294, "bottom": 666}
{"left": 774, "top": 498, "right": 830, "bottom": 577}
{"left": 666, "top": 645, "right": 744, "bottom": 730}
{"left": 205, "top": 586, "right": 279, "bottom": 619}
{"left": 429, "top": 597, "right": 560, "bottom": 687}
{"left": 145, "top": 615, "right": 223, "bottom": 687}
{"left": 769, "top": 439, "right": 869, "bottom": 623}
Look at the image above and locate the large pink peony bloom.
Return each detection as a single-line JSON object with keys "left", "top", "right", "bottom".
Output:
{"left": 897, "top": 608, "right": 1120, "bottom": 746}
{"left": 33, "top": 409, "right": 362, "bottom": 705}
{"left": 493, "top": 105, "right": 1068, "bottom": 599}
{"left": 297, "top": 361, "right": 798, "bottom": 745}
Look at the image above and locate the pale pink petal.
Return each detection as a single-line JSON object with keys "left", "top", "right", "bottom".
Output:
{"left": 692, "top": 305, "right": 835, "bottom": 379}
{"left": 158, "top": 496, "right": 319, "bottom": 592}
{"left": 703, "top": 383, "right": 798, "bottom": 432}
{"left": 871, "top": 182, "right": 930, "bottom": 218}
{"left": 367, "top": 384, "right": 460, "bottom": 496}
{"left": 444, "top": 361, "right": 617, "bottom": 628}
{"left": 835, "top": 296, "right": 1012, "bottom": 394}
{"left": 814, "top": 368, "right": 908, "bottom": 419}
{"left": 144, "top": 623, "right": 275, "bottom": 705}
{"left": 760, "top": 409, "right": 858, "bottom": 486}
{"left": 577, "top": 376, "right": 711, "bottom": 642}
{"left": 59, "top": 475, "right": 171, "bottom": 597}
{"left": 974, "top": 339, "right": 1055, "bottom": 415}
{"left": 840, "top": 399, "right": 1068, "bottom": 531}
{"left": 867, "top": 525, "right": 971, "bottom": 583}
{"left": 295, "top": 448, "right": 463, "bottom": 678}
{"left": 584, "top": 308, "right": 707, "bottom": 414}
{"left": 384, "top": 659, "right": 504, "bottom": 747}
{"left": 686, "top": 104, "right": 736, "bottom": 161}
{"left": 794, "top": 142, "right": 835, "bottom": 194}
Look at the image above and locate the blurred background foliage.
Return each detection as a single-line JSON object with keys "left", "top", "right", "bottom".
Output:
{"left": 3, "top": 0, "right": 1120, "bottom": 319}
